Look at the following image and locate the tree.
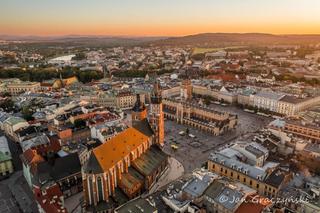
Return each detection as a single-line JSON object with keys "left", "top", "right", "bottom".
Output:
{"left": 0, "top": 99, "right": 15, "bottom": 112}
{"left": 72, "top": 53, "right": 86, "bottom": 61}
{"left": 1, "top": 92, "right": 11, "bottom": 97}
{"left": 74, "top": 119, "right": 86, "bottom": 128}
{"left": 21, "top": 106, "right": 34, "bottom": 121}
{"left": 296, "top": 47, "right": 314, "bottom": 59}
{"left": 191, "top": 53, "right": 205, "bottom": 61}
{"left": 204, "top": 96, "right": 212, "bottom": 106}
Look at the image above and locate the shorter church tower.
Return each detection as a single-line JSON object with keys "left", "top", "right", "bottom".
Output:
{"left": 180, "top": 79, "right": 192, "bottom": 101}
{"left": 149, "top": 80, "right": 164, "bottom": 147}
{"left": 131, "top": 94, "right": 147, "bottom": 122}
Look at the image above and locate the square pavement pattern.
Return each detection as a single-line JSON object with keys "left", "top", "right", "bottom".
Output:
{"left": 0, "top": 184, "right": 20, "bottom": 213}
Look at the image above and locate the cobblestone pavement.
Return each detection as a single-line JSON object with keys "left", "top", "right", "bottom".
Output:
{"left": 0, "top": 183, "right": 20, "bottom": 213}
{"left": 1, "top": 171, "right": 38, "bottom": 213}
{"left": 149, "top": 157, "right": 184, "bottom": 194}
{"left": 65, "top": 192, "right": 83, "bottom": 213}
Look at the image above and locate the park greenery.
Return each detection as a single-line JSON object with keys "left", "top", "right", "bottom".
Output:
{"left": 112, "top": 69, "right": 174, "bottom": 78}
{"left": 0, "top": 67, "right": 103, "bottom": 83}
{"left": 275, "top": 74, "right": 320, "bottom": 86}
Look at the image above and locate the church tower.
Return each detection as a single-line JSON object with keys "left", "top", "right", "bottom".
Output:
{"left": 180, "top": 79, "right": 192, "bottom": 101}
{"left": 149, "top": 80, "right": 164, "bottom": 147}
{"left": 131, "top": 94, "right": 147, "bottom": 122}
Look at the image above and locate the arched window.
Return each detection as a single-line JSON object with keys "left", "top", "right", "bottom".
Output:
{"left": 88, "top": 177, "right": 94, "bottom": 205}
{"left": 97, "top": 176, "right": 104, "bottom": 202}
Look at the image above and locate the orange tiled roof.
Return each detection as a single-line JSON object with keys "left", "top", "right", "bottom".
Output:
{"left": 22, "top": 149, "right": 44, "bottom": 165}
{"left": 235, "top": 194, "right": 272, "bottom": 213}
{"left": 93, "top": 127, "right": 149, "bottom": 172}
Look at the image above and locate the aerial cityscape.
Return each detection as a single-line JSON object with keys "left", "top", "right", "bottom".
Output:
{"left": 1, "top": 1, "right": 320, "bottom": 213}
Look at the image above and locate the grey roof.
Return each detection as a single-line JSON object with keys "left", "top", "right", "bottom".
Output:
{"left": 132, "top": 118, "right": 154, "bottom": 137}
{"left": 269, "top": 119, "right": 286, "bottom": 128}
{"left": 214, "top": 187, "right": 244, "bottom": 210}
{"left": 209, "top": 152, "right": 267, "bottom": 180}
{"left": 0, "top": 136, "right": 10, "bottom": 155}
{"left": 182, "top": 175, "right": 213, "bottom": 198}
{"left": 280, "top": 95, "right": 309, "bottom": 104}
{"left": 21, "top": 135, "right": 50, "bottom": 152}
{"left": 84, "top": 153, "right": 104, "bottom": 174}
{"left": 245, "top": 145, "right": 265, "bottom": 158}
{"left": 255, "top": 91, "right": 285, "bottom": 100}
{"left": 204, "top": 180, "right": 225, "bottom": 199}
{"left": 304, "top": 143, "right": 320, "bottom": 154}
{"left": 4, "top": 116, "right": 27, "bottom": 125}
{"left": 115, "top": 198, "right": 157, "bottom": 213}
{"left": 37, "top": 153, "right": 81, "bottom": 182}
{"left": 264, "top": 168, "right": 286, "bottom": 188}
{"left": 0, "top": 112, "right": 10, "bottom": 122}
{"left": 219, "top": 148, "right": 245, "bottom": 159}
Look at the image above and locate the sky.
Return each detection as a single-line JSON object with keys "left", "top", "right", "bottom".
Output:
{"left": 1, "top": 0, "right": 320, "bottom": 36}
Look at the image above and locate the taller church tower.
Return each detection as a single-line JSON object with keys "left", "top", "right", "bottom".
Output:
{"left": 149, "top": 80, "right": 164, "bottom": 147}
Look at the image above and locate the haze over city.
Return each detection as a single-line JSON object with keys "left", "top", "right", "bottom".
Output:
{"left": 1, "top": 0, "right": 320, "bottom": 36}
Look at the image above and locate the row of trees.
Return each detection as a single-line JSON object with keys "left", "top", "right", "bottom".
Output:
{"left": 112, "top": 69, "right": 174, "bottom": 78}
{"left": 275, "top": 74, "right": 320, "bottom": 86}
{"left": 0, "top": 67, "right": 103, "bottom": 83}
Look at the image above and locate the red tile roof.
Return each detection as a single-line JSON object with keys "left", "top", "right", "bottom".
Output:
{"left": 235, "top": 194, "right": 272, "bottom": 213}
{"left": 33, "top": 183, "right": 68, "bottom": 213}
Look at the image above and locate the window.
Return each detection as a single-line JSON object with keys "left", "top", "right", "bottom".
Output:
{"left": 231, "top": 172, "right": 233, "bottom": 177}
{"left": 250, "top": 180, "right": 252, "bottom": 186}
{"left": 243, "top": 178, "right": 246, "bottom": 183}
{"left": 97, "top": 177, "right": 104, "bottom": 202}
{"left": 237, "top": 175, "right": 240, "bottom": 180}
{"left": 220, "top": 168, "right": 223, "bottom": 172}
{"left": 88, "top": 177, "right": 94, "bottom": 204}
{"left": 256, "top": 184, "right": 259, "bottom": 189}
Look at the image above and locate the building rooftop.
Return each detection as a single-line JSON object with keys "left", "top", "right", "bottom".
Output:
{"left": 304, "top": 143, "right": 320, "bottom": 154}
{"left": 264, "top": 168, "right": 287, "bottom": 188}
{"left": 279, "top": 95, "right": 312, "bottom": 104}
{"left": 255, "top": 91, "right": 285, "bottom": 100}
{"left": 36, "top": 153, "right": 81, "bottom": 183}
{"left": 132, "top": 145, "right": 167, "bottom": 177}
{"left": 235, "top": 194, "right": 271, "bottom": 213}
{"left": 4, "top": 116, "right": 27, "bottom": 125}
{"left": 269, "top": 119, "right": 286, "bottom": 128}
{"left": 182, "top": 174, "right": 214, "bottom": 198}
{"left": 215, "top": 186, "right": 244, "bottom": 210}
{"left": 132, "top": 118, "right": 154, "bottom": 138}
{"left": 119, "top": 167, "right": 144, "bottom": 190}
{"left": 21, "top": 135, "right": 50, "bottom": 152}
{"left": 204, "top": 179, "right": 225, "bottom": 199}
{"left": 245, "top": 144, "right": 266, "bottom": 158}
{"left": 209, "top": 152, "right": 267, "bottom": 181}
{"left": 91, "top": 127, "right": 150, "bottom": 172}
{"left": 115, "top": 197, "right": 157, "bottom": 213}
{"left": 0, "top": 136, "right": 11, "bottom": 162}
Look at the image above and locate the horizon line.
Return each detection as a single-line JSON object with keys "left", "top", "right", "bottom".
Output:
{"left": 3, "top": 32, "right": 320, "bottom": 39}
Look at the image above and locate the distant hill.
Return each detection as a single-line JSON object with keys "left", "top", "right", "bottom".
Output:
{"left": 2, "top": 33, "right": 320, "bottom": 48}
{"left": 0, "top": 35, "right": 166, "bottom": 48}
{"left": 150, "top": 33, "right": 320, "bottom": 46}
